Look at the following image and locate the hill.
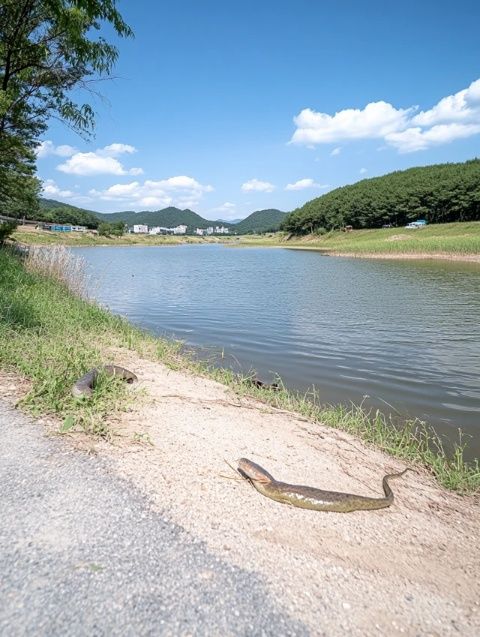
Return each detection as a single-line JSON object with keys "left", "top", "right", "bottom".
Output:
{"left": 37, "top": 201, "right": 287, "bottom": 234}
{"left": 281, "top": 159, "right": 480, "bottom": 234}
{"left": 94, "top": 207, "right": 225, "bottom": 230}
{"left": 234, "top": 209, "right": 286, "bottom": 234}
{"left": 36, "top": 198, "right": 100, "bottom": 228}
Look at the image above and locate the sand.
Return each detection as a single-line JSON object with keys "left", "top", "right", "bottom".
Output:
{"left": 1, "top": 353, "right": 479, "bottom": 635}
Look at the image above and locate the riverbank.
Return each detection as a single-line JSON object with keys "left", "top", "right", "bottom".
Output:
{"left": 2, "top": 386, "right": 479, "bottom": 635}
{"left": 11, "top": 225, "right": 222, "bottom": 247}
{"left": 1, "top": 246, "right": 478, "bottom": 492}
{"left": 11, "top": 221, "right": 480, "bottom": 263}
{"left": 239, "top": 222, "right": 480, "bottom": 262}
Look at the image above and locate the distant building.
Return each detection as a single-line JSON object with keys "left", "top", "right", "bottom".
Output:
{"left": 205, "top": 226, "right": 214, "bottom": 235}
{"left": 133, "top": 224, "right": 149, "bottom": 234}
{"left": 214, "top": 226, "right": 229, "bottom": 234}
{"left": 173, "top": 224, "right": 187, "bottom": 235}
{"left": 195, "top": 228, "right": 204, "bottom": 236}
{"left": 42, "top": 223, "right": 86, "bottom": 232}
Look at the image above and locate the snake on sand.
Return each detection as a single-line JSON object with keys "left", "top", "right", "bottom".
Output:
{"left": 237, "top": 458, "right": 408, "bottom": 513}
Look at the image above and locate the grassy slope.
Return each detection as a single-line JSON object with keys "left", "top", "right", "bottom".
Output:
{"left": 0, "top": 247, "right": 478, "bottom": 492}
{"left": 235, "top": 222, "right": 480, "bottom": 257}
{"left": 12, "top": 227, "right": 220, "bottom": 246}
{"left": 294, "top": 222, "right": 480, "bottom": 255}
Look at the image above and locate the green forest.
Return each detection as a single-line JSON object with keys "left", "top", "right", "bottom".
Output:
{"left": 281, "top": 159, "right": 480, "bottom": 234}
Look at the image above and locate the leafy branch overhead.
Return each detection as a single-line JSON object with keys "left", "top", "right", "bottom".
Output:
{"left": 0, "top": 0, "right": 132, "bottom": 215}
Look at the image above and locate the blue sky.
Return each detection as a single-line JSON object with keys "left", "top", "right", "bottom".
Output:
{"left": 37, "top": 0, "right": 480, "bottom": 219}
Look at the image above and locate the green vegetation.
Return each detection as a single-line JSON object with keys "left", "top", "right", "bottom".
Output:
{"left": 282, "top": 160, "right": 480, "bottom": 234}
{"left": 0, "top": 0, "right": 131, "bottom": 216}
{"left": 234, "top": 209, "right": 286, "bottom": 234}
{"left": 282, "top": 222, "right": 480, "bottom": 257}
{"left": 94, "top": 206, "right": 217, "bottom": 230}
{"left": 98, "top": 221, "right": 125, "bottom": 237}
{"left": 0, "top": 220, "right": 17, "bottom": 245}
{"left": 0, "top": 246, "right": 478, "bottom": 492}
{"left": 37, "top": 199, "right": 100, "bottom": 228}
{"left": 0, "top": 246, "right": 181, "bottom": 437}
{"left": 11, "top": 227, "right": 218, "bottom": 246}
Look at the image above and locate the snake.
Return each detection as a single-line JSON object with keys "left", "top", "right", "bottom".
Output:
{"left": 72, "top": 365, "right": 137, "bottom": 398}
{"left": 237, "top": 458, "right": 408, "bottom": 513}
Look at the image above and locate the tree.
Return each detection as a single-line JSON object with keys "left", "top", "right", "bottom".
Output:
{"left": 0, "top": 0, "right": 132, "bottom": 215}
{"left": 98, "top": 220, "right": 124, "bottom": 236}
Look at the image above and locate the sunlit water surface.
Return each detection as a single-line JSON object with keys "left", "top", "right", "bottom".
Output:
{"left": 75, "top": 245, "right": 480, "bottom": 458}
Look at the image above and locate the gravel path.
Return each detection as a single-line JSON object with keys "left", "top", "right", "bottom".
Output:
{"left": 0, "top": 400, "right": 307, "bottom": 637}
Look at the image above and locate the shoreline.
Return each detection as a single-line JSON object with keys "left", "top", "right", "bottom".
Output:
{"left": 1, "top": 246, "right": 478, "bottom": 493}
{"left": 284, "top": 246, "right": 480, "bottom": 263}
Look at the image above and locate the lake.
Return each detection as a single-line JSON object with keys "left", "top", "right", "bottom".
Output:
{"left": 75, "top": 245, "right": 480, "bottom": 458}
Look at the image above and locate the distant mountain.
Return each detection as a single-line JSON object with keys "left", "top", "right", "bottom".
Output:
{"left": 94, "top": 206, "right": 227, "bottom": 230}
{"left": 38, "top": 199, "right": 287, "bottom": 234}
{"left": 234, "top": 209, "right": 286, "bottom": 234}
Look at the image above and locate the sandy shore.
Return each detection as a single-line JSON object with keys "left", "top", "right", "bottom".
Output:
{"left": 1, "top": 352, "right": 479, "bottom": 635}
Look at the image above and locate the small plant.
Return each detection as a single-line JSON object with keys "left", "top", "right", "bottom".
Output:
{"left": 0, "top": 220, "right": 18, "bottom": 245}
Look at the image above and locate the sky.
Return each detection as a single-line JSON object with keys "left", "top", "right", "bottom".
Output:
{"left": 37, "top": 0, "right": 480, "bottom": 220}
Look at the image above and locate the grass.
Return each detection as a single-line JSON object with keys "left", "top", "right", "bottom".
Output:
{"left": 230, "top": 222, "right": 480, "bottom": 258}
{"left": 0, "top": 246, "right": 478, "bottom": 492}
{"left": 12, "top": 222, "right": 480, "bottom": 260}
{"left": 0, "top": 246, "right": 183, "bottom": 438}
{"left": 12, "top": 226, "right": 222, "bottom": 247}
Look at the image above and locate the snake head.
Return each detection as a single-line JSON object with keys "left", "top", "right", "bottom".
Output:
{"left": 237, "top": 458, "right": 274, "bottom": 484}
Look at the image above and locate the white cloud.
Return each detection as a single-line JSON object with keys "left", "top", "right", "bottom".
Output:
{"left": 90, "top": 176, "right": 214, "bottom": 210}
{"left": 102, "top": 143, "right": 136, "bottom": 156}
{"left": 385, "top": 123, "right": 480, "bottom": 153}
{"left": 36, "top": 141, "right": 77, "bottom": 158}
{"left": 57, "top": 143, "right": 142, "bottom": 176}
{"left": 291, "top": 78, "right": 480, "bottom": 152}
{"left": 41, "top": 179, "right": 75, "bottom": 198}
{"left": 291, "top": 102, "right": 413, "bottom": 145}
{"left": 241, "top": 178, "right": 275, "bottom": 193}
{"left": 285, "top": 178, "right": 329, "bottom": 191}
{"left": 359, "top": 168, "right": 368, "bottom": 174}
{"left": 412, "top": 79, "right": 480, "bottom": 127}
{"left": 330, "top": 147, "right": 341, "bottom": 156}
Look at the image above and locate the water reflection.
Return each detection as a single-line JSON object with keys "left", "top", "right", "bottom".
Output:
{"left": 76, "top": 245, "right": 480, "bottom": 458}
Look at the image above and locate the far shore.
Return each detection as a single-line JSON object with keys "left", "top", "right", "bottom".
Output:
{"left": 8, "top": 220, "right": 480, "bottom": 264}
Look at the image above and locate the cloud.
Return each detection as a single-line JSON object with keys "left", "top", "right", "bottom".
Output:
{"left": 41, "top": 179, "right": 75, "bottom": 198}
{"left": 359, "top": 168, "right": 368, "bottom": 174}
{"left": 210, "top": 202, "right": 239, "bottom": 220}
{"left": 385, "top": 123, "right": 480, "bottom": 152}
{"left": 291, "top": 102, "right": 413, "bottom": 145}
{"left": 241, "top": 178, "right": 275, "bottom": 193}
{"left": 36, "top": 141, "right": 77, "bottom": 158}
{"left": 57, "top": 143, "right": 142, "bottom": 176}
{"left": 330, "top": 147, "right": 341, "bottom": 156}
{"left": 90, "top": 176, "right": 214, "bottom": 209}
{"left": 291, "top": 78, "right": 480, "bottom": 152}
{"left": 285, "top": 178, "right": 329, "bottom": 191}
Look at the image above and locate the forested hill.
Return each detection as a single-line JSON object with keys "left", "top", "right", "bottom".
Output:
{"left": 35, "top": 199, "right": 100, "bottom": 228}
{"left": 235, "top": 209, "right": 286, "bottom": 234}
{"left": 35, "top": 201, "right": 286, "bottom": 234}
{"left": 94, "top": 207, "right": 227, "bottom": 229}
{"left": 281, "top": 159, "right": 480, "bottom": 234}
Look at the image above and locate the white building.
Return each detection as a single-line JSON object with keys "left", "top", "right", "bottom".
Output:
{"left": 205, "top": 227, "right": 214, "bottom": 235}
{"left": 133, "top": 224, "right": 148, "bottom": 234}
{"left": 173, "top": 224, "right": 187, "bottom": 235}
{"left": 195, "top": 228, "right": 204, "bottom": 236}
{"left": 214, "top": 226, "right": 229, "bottom": 234}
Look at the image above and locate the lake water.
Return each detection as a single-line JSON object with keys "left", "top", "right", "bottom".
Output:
{"left": 75, "top": 245, "right": 480, "bottom": 458}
